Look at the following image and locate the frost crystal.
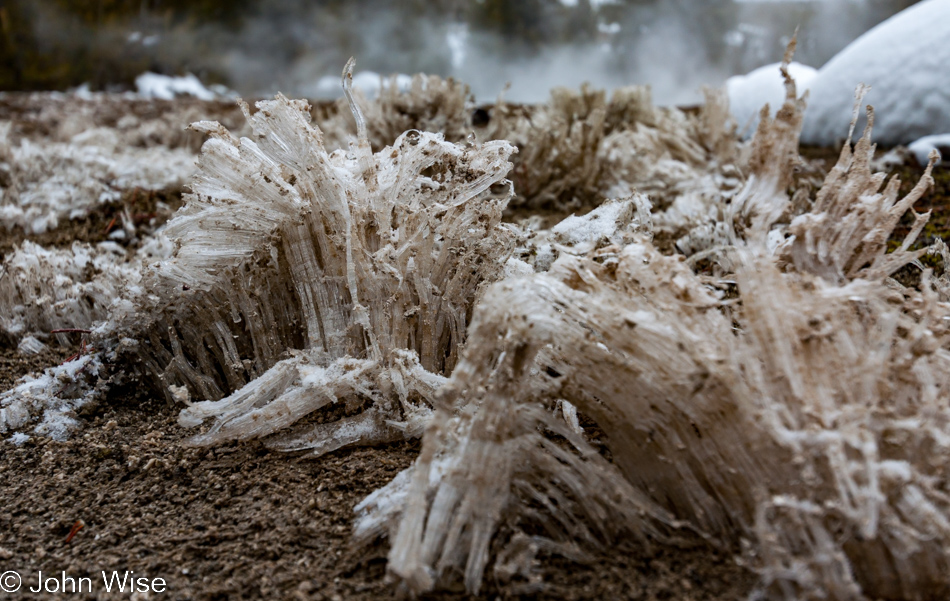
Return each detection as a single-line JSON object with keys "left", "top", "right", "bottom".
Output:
{"left": 0, "top": 121, "right": 194, "bottom": 234}
{"left": 0, "top": 240, "right": 169, "bottom": 345}
{"left": 123, "top": 63, "right": 517, "bottom": 455}
{"left": 484, "top": 84, "right": 739, "bottom": 215}
{"left": 322, "top": 74, "right": 472, "bottom": 153}
{"left": 2, "top": 54, "right": 947, "bottom": 601}
{"left": 0, "top": 354, "right": 104, "bottom": 441}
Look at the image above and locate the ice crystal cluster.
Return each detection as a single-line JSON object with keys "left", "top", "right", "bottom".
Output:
{"left": 319, "top": 74, "right": 473, "bottom": 153}
{"left": 479, "top": 84, "right": 742, "bottom": 217}
{"left": 317, "top": 76, "right": 744, "bottom": 219}
{"left": 0, "top": 69, "right": 509, "bottom": 447}
{"left": 0, "top": 239, "right": 171, "bottom": 346}
{"left": 0, "top": 94, "right": 255, "bottom": 353}
{"left": 113, "top": 63, "right": 518, "bottom": 456}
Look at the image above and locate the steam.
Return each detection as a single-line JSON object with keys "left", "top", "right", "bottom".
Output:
{"left": 11, "top": 0, "right": 916, "bottom": 106}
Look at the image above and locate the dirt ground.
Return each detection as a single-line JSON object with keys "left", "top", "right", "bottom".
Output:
{"left": 1, "top": 109, "right": 947, "bottom": 599}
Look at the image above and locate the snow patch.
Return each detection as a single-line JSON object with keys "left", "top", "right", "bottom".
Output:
{"left": 727, "top": 61, "right": 816, "bottom": 137}
{"left": 313, "top": 71, "right": 414, "bottom": 99}
{"left": 8, "top": 432, "right": 30, "bottom": 445}
{"left": 0, "top": 122, "right": 194, "bottom": 234}
{"left": 135, "top": 72, "right": 217, "bottom": 101}
{"left": 908, "top": 133, "right": 950, "bottom": 166}
{"left": 802, "top": 0, "right": 950, "bottom": 145}
{"left": 0, "top": 354, "right": 103, "bottom": 441}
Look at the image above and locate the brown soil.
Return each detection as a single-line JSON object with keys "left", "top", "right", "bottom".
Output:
{"left": 2, "top": 136, "right": 945, "bottom": 601}
{"left": 0, "top": 93, "right": 337, "bottom": 147}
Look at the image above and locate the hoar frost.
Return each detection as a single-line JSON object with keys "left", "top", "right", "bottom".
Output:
{"left": 121, "top": 61, "right": 518, "bottom": 456}
{"left": 0, "top": 122, "right": 194, "bottom": 235}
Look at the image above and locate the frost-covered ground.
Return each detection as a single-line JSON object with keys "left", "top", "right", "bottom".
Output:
{"left": 2, "top": 5, "right": 950, "bottom": 598}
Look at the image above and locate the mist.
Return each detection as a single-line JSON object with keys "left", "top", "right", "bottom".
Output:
{"left": 1, "top": 0, "right": 919, "bottom": 105}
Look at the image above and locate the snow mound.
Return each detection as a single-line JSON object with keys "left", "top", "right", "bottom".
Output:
{"left": 313, "top": 71, "right": 413, "bottom": 99}
{"left": 135, "top": 72, "right": 217, "bottom": 101}
{"left": 801, "top": 0, "right": 950, "bottom": 146}
{"left": 908, "top": 133, "right": 950, "bottom": 166}
{"left": 727, "top": 61, "right": 816, "bottom": 137}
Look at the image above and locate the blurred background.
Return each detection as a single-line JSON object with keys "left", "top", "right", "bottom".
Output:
{"left": 0, "top": 0, "right": 921, "bottom": 105}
